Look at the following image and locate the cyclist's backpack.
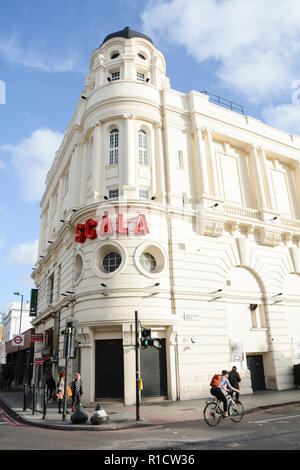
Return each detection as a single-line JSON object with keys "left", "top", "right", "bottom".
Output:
{"left": 210, "top": 374, "right": 222, "bottom": 387}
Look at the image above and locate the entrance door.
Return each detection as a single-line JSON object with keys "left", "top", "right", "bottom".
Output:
{"left": 247, "top": 355, "right": 266, "bottom": 391}
{"left": 95, "top": 340, "right": 124, "bottom": 399}
{"left": 140, "top": 339, "right": 167, "bottom": 397}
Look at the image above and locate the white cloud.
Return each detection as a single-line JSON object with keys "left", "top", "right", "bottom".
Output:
{"left": 0, "top": 34, "right": 79, "bottom": 73}
{"left": 142, "top": 0, "right": 300, "bottom": 102}
{"left": 8, "top": 239, "right": 38, "bottom": 266}
{"left": 2, "top": 128, "right": 63, "bottom": 202}
{"left": 263, "top": 103, "right": 300, "bottom": 135}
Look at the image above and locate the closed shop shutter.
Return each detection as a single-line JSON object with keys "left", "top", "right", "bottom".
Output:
{"left": 141, "top": 339, "right": 167, "bottom": 397}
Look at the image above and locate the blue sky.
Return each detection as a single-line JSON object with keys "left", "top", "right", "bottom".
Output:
{"left": 1, "top": 0, "right": 300, "bottom": 314}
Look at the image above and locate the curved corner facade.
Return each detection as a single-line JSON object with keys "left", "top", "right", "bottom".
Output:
{"left": 31, "top": 28, "right": 300, "bottom": 404}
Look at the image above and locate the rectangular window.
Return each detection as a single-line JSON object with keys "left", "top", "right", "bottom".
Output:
{"left": 219, "top": 153, "right": 242, "bottom": 204}
{"left": 270, "top": 169, "right": 292, "bottom": 216}
{"left": 109, "top": 189, "right": 119, "bottom": 199}
{"left": 54, "top": 192, "right": 58, "bottom": 211}
{"left": 178, "top": 151, "right": 184, "bottom": 169}
{"left": 111, "top": 71, "right": 120, "bottom": 81}
{"left": 56, "top": 264, "right": 61, "bottom": 301}
{"left": 49, "top": 274, "right": 55, "bottom": 304}
{"left": 139, "top": 189, "right": 149, "bottom": 199}
{"left": 65, "top": 170, "right": 70, "bottom": 193}
{"left": 109, "top": 129, "right": 119, "bottom": 165}
{"left": 138, "top": 130, "right": 148, "bottom": 165}
{"left": 137, "top": 72, "right": 145, "bottom": 82}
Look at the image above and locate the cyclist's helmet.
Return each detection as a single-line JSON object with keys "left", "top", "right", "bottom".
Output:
{"left": 222, "top": 370, "right": 229, "bottom": 375}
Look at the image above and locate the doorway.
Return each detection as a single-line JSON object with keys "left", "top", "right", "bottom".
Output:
{"left": 140, "top": 339, "right": 167, "bottom": 398}
{"left": 95, "top": 339, "right": 124, "bottom": 399}
{"left": 247, "top": 355, "right": 266, "bottom": 391}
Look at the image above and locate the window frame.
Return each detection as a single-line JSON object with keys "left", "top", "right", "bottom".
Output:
{"left": 108, "top": 188, "right": 119, "bottom": 200}
{"left": 109, "top": 128, "right": 119, "bottom": 165}
{"left": 138, "top": 129, "right": 148, "bottom": 165}
{"left": 111, "top": 70, "right": 120, "bottom": 81}
{"left": 102, "top": 251, "right": 122, "bottom": 273}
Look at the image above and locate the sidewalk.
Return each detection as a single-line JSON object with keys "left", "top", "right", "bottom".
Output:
{"left": 0, "top": 388, "right": 299, "bottom": 431}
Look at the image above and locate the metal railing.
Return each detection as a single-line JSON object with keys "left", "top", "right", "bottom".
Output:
{"left": 201, "top": 90, "right": 244, "bottom": 115}
{"left": 23, "top": 384, "right": 47, "bottom": 419}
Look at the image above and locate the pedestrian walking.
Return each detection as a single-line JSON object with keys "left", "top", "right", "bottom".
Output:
{"left": 56, "top": 370, "right": 70, "bottom": 414}
{"left": 229, "top": 366, "right": 241, "bottom": 402}
{"left": 46, "top": 372, "right": 56, "bottom": 403}
{"left": 70, "top": 372, "right": 83, "bottom": 412}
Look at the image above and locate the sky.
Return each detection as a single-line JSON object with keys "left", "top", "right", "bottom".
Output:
{"left": 1, "top": 0, "right": 300, "bottom": 314}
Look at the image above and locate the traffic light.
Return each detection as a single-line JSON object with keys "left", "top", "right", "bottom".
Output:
{"left": 141, "top": 328, "right": 152, "bottom": 348}
{"left": 141, "top": 328, "right": 162, "bottom": 349}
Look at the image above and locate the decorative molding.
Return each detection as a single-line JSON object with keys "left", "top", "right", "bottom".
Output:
{"left": 123, "top": 112, "right": 135, "bottom": 120}
{"left": 202, "top": 219, "right": 224, "bottom": 237}
{"left": 259, "top": 228, "right": 281, "bottom": 247}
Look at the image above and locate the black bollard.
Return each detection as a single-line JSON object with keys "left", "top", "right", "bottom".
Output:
{"left": 70, "top": 404, "right": 88, "bottom": 424}
{"left": 90, "top": 404, "right": 109, "bottom": 425}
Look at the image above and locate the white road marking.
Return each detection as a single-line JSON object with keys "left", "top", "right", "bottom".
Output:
{"left": 253, "top": 414, "right": 300, "bottom": 424}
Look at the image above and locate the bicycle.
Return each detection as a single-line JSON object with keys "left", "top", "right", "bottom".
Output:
{"left": 203, "top": 392, "right": 244, "bottom": 426}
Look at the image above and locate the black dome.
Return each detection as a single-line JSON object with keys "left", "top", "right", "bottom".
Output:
{"left": 101, "top": 26, "right": 153, "bottom": 46}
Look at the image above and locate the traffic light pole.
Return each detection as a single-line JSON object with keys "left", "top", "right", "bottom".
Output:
{"left": 135, "top": 310, "right": 140, "bottom": 421}
{"left": 62, "top": 328, "right": 71, "bottom": 421}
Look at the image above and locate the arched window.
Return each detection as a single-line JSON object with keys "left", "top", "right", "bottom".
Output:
{"left": 138, "top": 129, "right": 148, "bottom": 165}
{"left": 109, "top": 128, "right": 119, "bottom": 165}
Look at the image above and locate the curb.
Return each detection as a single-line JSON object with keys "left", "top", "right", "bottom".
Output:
{"left": 1, "top": 398, "right": 300, "bottom": 431}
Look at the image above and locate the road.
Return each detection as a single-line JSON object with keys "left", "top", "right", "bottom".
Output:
{"left": 1, "top": 403, "right": 300, "bottom": 452}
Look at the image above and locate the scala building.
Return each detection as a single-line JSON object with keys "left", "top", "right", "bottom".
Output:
{"left": 31, "top": 27, "right": 300, "bottom": 404}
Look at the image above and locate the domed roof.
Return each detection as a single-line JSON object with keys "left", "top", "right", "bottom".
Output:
{"left": 101, "top": 26, "right": 153, "bottom": 46}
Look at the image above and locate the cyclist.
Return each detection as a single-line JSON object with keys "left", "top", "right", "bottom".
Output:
{"left": 210, "top": 370, "right": 240, "bottom": 417}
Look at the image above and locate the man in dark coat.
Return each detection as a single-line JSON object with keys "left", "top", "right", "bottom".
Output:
{"left": 70, "top": 372, "right": 83, "bottom": 411}
{"left": 229, "top": 366, "right": 241, "bottom": 402}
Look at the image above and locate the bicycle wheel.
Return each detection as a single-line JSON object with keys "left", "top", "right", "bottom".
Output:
{"left": 228, "top": 400, "right": 244, "bottom": 422}
{"left": 203, "top": 402, "right": 222, "bottom": 426}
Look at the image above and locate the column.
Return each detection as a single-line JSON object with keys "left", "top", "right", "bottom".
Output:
{"left": 194, "top": 127, "right": 209, "bottom": 195}
{"left": 204, "top": 128, "right": 219, "bottom": 197}
{"left": 154, "top": 122, "right": 166, "bottom": 202}
{"left": 45, "top": 196, "right": 54, "bottom": 245}
{"left": 122, "top": 113, "right": 136, "bottom": 198}
{"left": 38, "top": 213, "right": 46, "bottom": 256}
{"left": 260, "top": 147, "right": 276, "bottom": 210}
{"left": 54, "top": 176, "right": 63, "bottom": 227}
{"left": 294, "top": 162, "right": 300, "bottom": 216}
{"left": 80, "top": 140, "right": 88, "bottom": 206}
{"left": 69, "top": 144, "right": 82, "bottom": 209}
{"left": 56, "top": 176, "right": 64, "bottom": 222}
{"left": 251, "top": 145, "right": 267, "bottom": 209}
{"left": 150, "top": 126, "right": 157, "bottom": 198}
{"left": 91, "top": 123, "right": 102, "bottom": 196}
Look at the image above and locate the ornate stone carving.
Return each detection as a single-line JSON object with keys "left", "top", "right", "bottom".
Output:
{"left": 202, "top": 219, "right": 224, "bottom": 237}
{"left": 259, "top": 228, "right": 281, "bottom": 247}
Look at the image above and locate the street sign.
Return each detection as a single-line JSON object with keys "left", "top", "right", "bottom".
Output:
{"left": 30, "top": 288, "right": 38, "bottom": 316}
{"left": 31, "top": 333, "right": 43, "bottom": 342}
{"left": 12, "top": 334, "right": 24, "bottom": 347}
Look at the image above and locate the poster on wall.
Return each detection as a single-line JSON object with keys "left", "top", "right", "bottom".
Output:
{"left": 230, "top": 338, "right": 244, "bottom": 362}
{"left": 293, "top": 337, "right": 300, "bottom": 359}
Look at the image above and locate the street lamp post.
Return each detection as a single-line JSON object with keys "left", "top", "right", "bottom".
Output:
{"left": 13, "top": 292, "right": 24, "bottom": 387}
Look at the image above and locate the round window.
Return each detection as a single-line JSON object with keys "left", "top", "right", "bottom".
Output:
{"left": 139, "top": 252, "right": 156, "bottom": 273}
{"left": 102, "top": 252, "right": 122, "bottom": 273}
{"left": 134, "top": 242, "right": 167, "bottom": 278}
{"left": 111, "top": 52, "right": 120, "bottom": 59}
{"left": 91, "top": 241, "right": 127, "bottom": 279}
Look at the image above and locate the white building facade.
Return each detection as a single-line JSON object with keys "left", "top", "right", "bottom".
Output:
{"left": 32, "top": 27, "right": 300, "bottom": 404}
{"left": 4, "top": 302, "right": 31, "bottom": 343}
